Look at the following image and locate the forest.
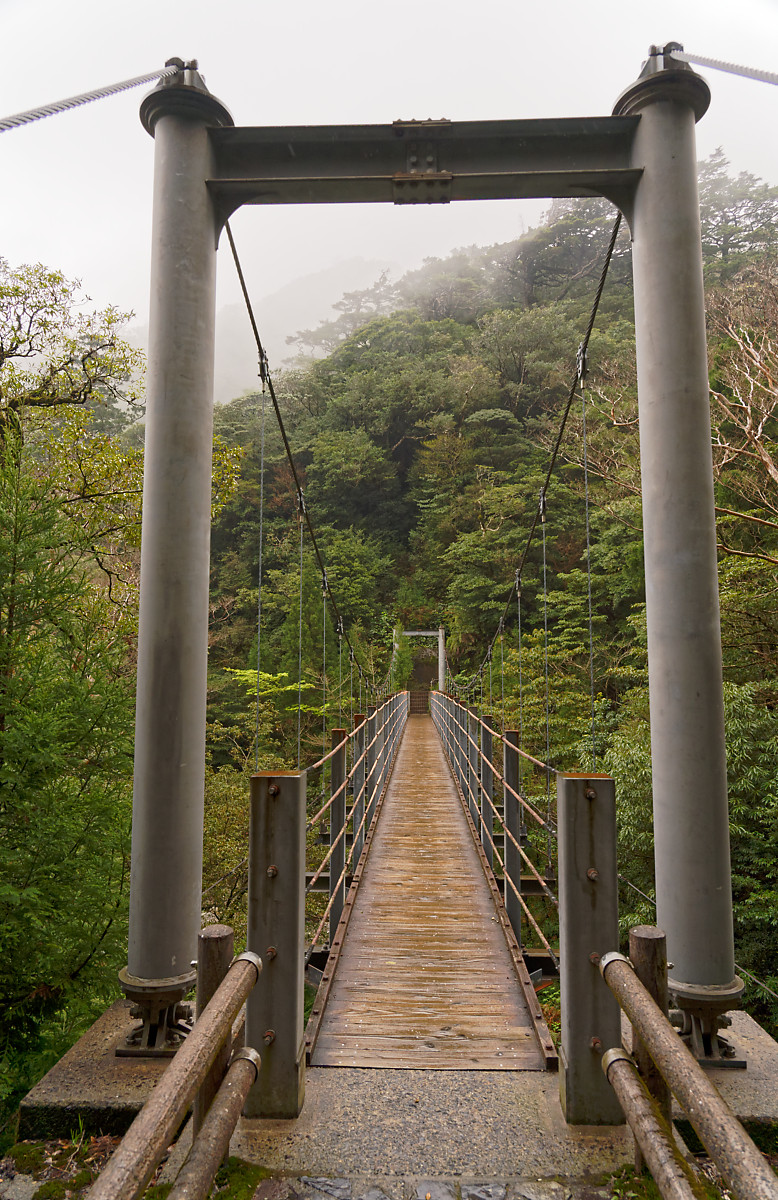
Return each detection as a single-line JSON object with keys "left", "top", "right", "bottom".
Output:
{"left": 2, "top": 149, "right": 778, "bottom": 1140}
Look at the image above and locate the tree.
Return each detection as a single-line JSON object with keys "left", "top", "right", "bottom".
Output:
{"left": 0, "top": 260, "right": 143, "bottom": 441}
{"left": 699, "top": 149, "right": 778, "bottom": 266}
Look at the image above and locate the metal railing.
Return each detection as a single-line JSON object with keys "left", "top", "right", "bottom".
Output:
{"left": 430, "top": 692, "right": 559, "bottom": 972}
{"left": 304, "top": 692, "right": 410, "bottom": 959}
{"left": 600, "top": 930, "right": 778, "bottom": 1200}
{"left": 90, "top": 936, "right": 262, "bottom": 1200}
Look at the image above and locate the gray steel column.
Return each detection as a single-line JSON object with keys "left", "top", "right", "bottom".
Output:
{"left": 614, "top": 46, "right": 741, "bottom": 1007}
{"left": 438, "top": 627, "right": 446, "bottom": 693}
{"left": 123, "top": 66, "right": 233, "bottom": 995}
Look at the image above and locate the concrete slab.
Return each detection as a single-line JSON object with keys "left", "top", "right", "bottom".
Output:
{"left": 232, "top": 1068, "right": 632, "bottom": 1180}
{"left": 18, "top": 1000, "right": 168, "bottom": 1139}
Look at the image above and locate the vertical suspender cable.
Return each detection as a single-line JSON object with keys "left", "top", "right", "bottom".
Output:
{"left": 297, "top": 497, "right": 305, "bottom": 771}
{"left": 321, "top": 575, "right": 328, "bottom": 766}
{"left": 254, "top": 388, "right": 267, "bottom": 772}
{"left": 579, "top": 348, "right": 598, "bottom": 771}
{"left": 540, "top": 490, "right": 552, "bottom": 861}
{"left": 516, "top": 572, "right": 524, "bottom": 789}
{"left": 499, "top": 624, "right": 505, "bottom": 734}
{"left": 338, "top": 624, "right": 343, "bottom": 725}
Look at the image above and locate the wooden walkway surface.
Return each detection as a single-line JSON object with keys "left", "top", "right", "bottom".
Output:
{"left": 309, "top": 715, "right": 546, "bottom": 1069}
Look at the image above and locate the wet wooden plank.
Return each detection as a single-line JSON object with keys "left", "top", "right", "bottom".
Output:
{"left": 310, "top": 715, "right": 545, "bottom": 1070}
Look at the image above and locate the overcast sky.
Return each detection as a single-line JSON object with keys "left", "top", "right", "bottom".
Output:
{"left": 2, "top": 0, "right": 778, "bottom": 338}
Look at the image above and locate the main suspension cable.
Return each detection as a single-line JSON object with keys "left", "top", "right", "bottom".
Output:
{"left": 668, "top": 48, "right": 778, "bottom": 87}
{"left": 225, "top": 220, "right": 374, "bottom": 695}
{"left": 0, "top": 63, "right": 181, "bottom": 132}
{"left": 450, "top": 211, "right": 622, "bottom": 694}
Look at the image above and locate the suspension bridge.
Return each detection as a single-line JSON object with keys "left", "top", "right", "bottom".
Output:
{"left": 10, "top": 41, "right": 778, "bottom": 1200}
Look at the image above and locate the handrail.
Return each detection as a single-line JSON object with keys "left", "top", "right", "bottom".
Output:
{"left": 89, "top": 951, "right": 262, "bottom": 1200}
{"left": 429, "top": 691, "right": 559, "bottom": 967}
{"left": 600, "top": 952, "right": 778, "bottom": 1200}
{"left": 305, "top": 692, "right": 409, "bottom": 960}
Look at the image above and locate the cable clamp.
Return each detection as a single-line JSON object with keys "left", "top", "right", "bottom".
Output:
{"left": 259, "top": 349, "right": 270, "bottom": 393}
{"left": 297, "top": 489, "right": 306, "bottom": 516}
{"left": 576, "top": 343, "right": 587, "bottom": 384}
{"left": 321, "top": 570, "right": 328, "bottom": 596}
{"left": 538, "top": 489, "right": 547, "bottom": 518}
{"left": 337, "top": 617, "right": 344, "bottom": 638}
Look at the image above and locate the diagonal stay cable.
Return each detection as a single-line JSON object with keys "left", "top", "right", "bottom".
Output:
{"left": 225, "top": 220, "right": 374, "bottom": 695}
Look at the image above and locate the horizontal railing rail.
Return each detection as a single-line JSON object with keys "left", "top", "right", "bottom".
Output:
{"left": 89, "top": 943, "right": 262, "bottom": 1200}
{"left": 305, "top": 692, "right": 410, "bottom": 963}
{"left": 600, "top": 936, "right": 778, "bottom": 1200}
{"left": 430, "top": 692, "right": 559, "bottom": 971}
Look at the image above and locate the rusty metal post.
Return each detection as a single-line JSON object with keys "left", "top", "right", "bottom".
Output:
{"left": 467, "top": 708, "right": 480, "bottom": 826}
{"left": 503, "top": 730, "right": 523, "bottom": 944}
{"left": 602, "top": 1050, "right": 707, "bottom": 1200}
{"left": 193, "top": 925, "right": 234, "bottom": 1136}
{"left": 630, "top": 925, "right": 672, "bottom": 1172}
{"left": 90, "top": 954, "right": 260, "bottom": 1200}
{"left": 365, "top": 704, "right": 377, "bottom": 827}
{"left": 169, "top": 1048, "right": 261, "bottom": 1200}
{"left": 481, "top": 714, "right": 494, "bottom": 867}
{"left": 329, "top": 729, "right": 347, "bottom": 944}
{"left": 600, "top": 953, "right": 778, "bottom": 1200}
{"left": 245, "top": 771, "right": 306, "bottom": 1118}
{"left": 353, "top": 714, "right": 366, "bottom": 863}
{"left": 558, "top": 773, "right": 623, "bottom": 1125}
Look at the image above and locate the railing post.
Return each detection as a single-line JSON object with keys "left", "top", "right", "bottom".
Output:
{"left": 503, "top": 730, "right": 524, "bottom": 945}
{"left": 454, "top": 700, "right": 464, "bottom": 791}
{"left": 629, "top": 925, "right": 672, "bottom": 1173}
{"left": 468, "top": 707, "right": 480, "bottom": 826}
{"left": 353, "top": 714, "right": 366, "bottom": 862}
{"left": 329, "top": 729, "right": 347, "bottom": 944}
{"left": 481, "top": 714, "right": 494, "bottom": 867}
{"left": 558, "top": 773, "right": 623, "bottom": 1125}
{"left": 245, "top": 770, "right": 306, "bottom": 1118}
{"left": 365, "top": 704, "right": 377, "bottom": 827}
{"left": 193, "top": 924, "right": 234, "bottom": 1136}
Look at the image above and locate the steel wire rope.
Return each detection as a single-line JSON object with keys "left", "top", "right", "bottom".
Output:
{"left": 667, "top": 48, "right": 778, "bottom": 87}
{"left": 516, "top": 574, "right": 525, "bottom": 788}
{"left": 579, "top": 351, "right": 598, "bottom": 770}
{"left": 225, "top": 222, "right": 374, "bottom": 698}
{"left": 0, "top": 63, "right": 181, "bottom": 132}
{"left": 321, "top": 575, "right": 328, "bottom": 768}
{"left": 296, "top": 504, "right": 305, "bottom": 770}
{"left": 540, "top": 494, "right": 553, "bottom": 864}
{"left": 253, "top": 366, "right": 267, "bottom": 770}
{"left": 451, "top": 213, "right": 623, "bottom": 695}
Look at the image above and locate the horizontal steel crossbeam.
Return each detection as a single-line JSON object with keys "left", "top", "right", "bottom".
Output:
{"left": 207, "top": 116, "right": 641, "bottom": 218}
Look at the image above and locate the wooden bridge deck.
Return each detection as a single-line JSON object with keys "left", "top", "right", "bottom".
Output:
{"left": 308, "top": 714, "right": 548, "bottom": 1069}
